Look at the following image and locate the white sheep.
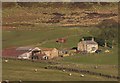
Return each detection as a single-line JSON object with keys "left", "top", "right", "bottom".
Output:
{"left": 80, "top": 74, "right": 84, "bottom": 77}
{"left": 5, "top": 60, "right": 8, "bottom": 63}
{"left": 62, "top": 70, "right": 65, "bottom": 72}
{"left": 94, "top": 66, "right": 98, "bottom": 69}
{"left": 19, "top": 80, "right": 22, "bottom": 83}
{"left": 34, "top": 69, "right": 38, "bottom": 72}
{"left": 69, "top": 73, "right": 72, "bottom": 76}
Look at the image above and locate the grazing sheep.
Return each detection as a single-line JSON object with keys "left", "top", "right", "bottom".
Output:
{"left": 69, "top": 73, "right": 72, "bottom": 76}
{"left": 34, "top": 69, "right": 38, "bottom": 72}
{"left": 94, "top": 66, "right": 98, "bottom": 69}
{"left": 5, "top": 60, "right": 8, "bottom": 63}
{"left": 80, "top": 74, "right": 84, "bottom": 77}
{"left": 19, "top": 80, "right": 22, "bottom": 83}
{"left": 62, "top": 70, "right": 65, "bottom": 72}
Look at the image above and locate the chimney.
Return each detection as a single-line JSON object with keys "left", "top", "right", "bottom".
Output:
{"left": 92, "top": 37, "right": 94, "bottom": 41}
{"left": 104, "top": 40, "right": 107, "bottom": 47}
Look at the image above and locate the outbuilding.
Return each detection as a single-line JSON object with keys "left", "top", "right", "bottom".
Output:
{"left": 41, "top": 48, "right": 59, "bottom": 59}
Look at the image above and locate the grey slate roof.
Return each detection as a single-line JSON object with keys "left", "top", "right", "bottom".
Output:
{"left": 16, "top": 46, "right": 34, "bottom": 51}
{"left": 81, "top": 40, "right": 98, "bottom": 45}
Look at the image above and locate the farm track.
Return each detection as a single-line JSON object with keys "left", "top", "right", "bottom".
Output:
{"left": 31, "top": 34, "right": 79, "bottom": 47}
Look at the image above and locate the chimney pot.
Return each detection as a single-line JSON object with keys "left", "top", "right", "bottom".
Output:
{"left": 92, "top": 38, "right": 94, "bottom": 41}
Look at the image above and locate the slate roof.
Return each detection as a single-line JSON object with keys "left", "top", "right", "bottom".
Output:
{"left": 16, "top": 46, "right": 34, "bottom": 51}
{"left": 80, "top": 40, "right": 98, "bottom": 45}
{"left": 40, "top": 48, "right": 57, "bottom": 51}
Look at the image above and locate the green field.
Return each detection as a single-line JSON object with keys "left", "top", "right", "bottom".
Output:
{"left": 2, "top": 25, "right": 118, "bottom": 65}
{"left": 2, "top": 59, "right": 118, "bottom": 81}
{"left": 2, "top": 26, "right": 118, "bottom": 81}
{"left": 2, "top": 26, "right": 102, "bottom": 48}
{"left": 2, "top": 2, "right": 118, "bottom": 81}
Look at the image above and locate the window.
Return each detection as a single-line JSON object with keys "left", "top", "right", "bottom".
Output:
{"left": 91, "top": 47, "right": 96, "bottom": 51}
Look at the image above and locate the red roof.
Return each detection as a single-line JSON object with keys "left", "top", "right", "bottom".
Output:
{"left": 2, "top": 47, "right": 27, "bottom": 57}
{"left": 56, "top": 38, "right": 66, "bottom": 43}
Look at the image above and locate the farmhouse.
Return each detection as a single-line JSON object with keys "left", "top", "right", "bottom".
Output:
{"left": 77, "top": 38, "right": 98, "bottom": 53}
{"left": 41, "top": 48, "right": 59, "bottom": 59}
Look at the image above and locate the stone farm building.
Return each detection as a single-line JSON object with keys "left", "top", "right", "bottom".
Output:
{"left": 41, "top": 48, "right": 59, "bottom": 59}
{"left": 77, "top": 38, "right": 98, "bottom": 53}
{"left": 17, "top": 47, "right": 59, "bottom": 60}
{"left": 16, "top": 47, "right": 41, "bottom": 59}
{"left": 2, "top": 46, "right": 59, "bottom": 60}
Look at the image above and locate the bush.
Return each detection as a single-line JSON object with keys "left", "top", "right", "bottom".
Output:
{"left": 97, "top": 19, "right": 118, "bottom": 28}
{"left": 95, "top": 38, "right": 105, "bottom": 47}
{"left": 98, "top": 27, "right": 118, "bottom": 41}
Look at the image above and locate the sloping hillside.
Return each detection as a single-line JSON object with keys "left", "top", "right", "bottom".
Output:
{"left": 2, "top": 2, "right": 118, "bottom": 27}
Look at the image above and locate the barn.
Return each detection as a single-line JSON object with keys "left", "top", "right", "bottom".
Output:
{"left": 41, "top": 48, "right": 59, "bottom": 59}
{"left": 17, "top": 47, "right": 41, "bottom": 60}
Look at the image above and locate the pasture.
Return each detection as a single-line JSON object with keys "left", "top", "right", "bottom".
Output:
{"left": 2, "top": 26, "right": 101, "bottom": 49}
{"left": 2, "top": 3, "right": 118, "bottom": 81}
{"left": 2, "top": 26, "right": 118, "bottom": 81}
{"left": 2, "top": 24, "right": 118, "bottom": 65}
{"left": 2, "top": 59, "right": 117, "bottom": 81}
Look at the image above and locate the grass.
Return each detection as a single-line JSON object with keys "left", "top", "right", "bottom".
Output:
{"left": 2, "top": 26, "right": 118, "bottom": 81}
{"left": 2, "top": 59, "right": 117, "bottom": 81}
{"left": 2, "top": 4, "right": 118, "bottom": 81}
{"left": 54, "top": 45, "right": 118, "bottom": 65}
{"left": 2, "top": 26, "right": 101, "bottom": 48}
{"left": 2, "top": 25, "right": 118, "bottom": 65}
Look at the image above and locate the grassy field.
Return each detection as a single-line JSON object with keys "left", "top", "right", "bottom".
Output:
{"left": 2, "top": 25, "right": 118, "bottom": 81}
{"left": 2, "top": 25, "right": 118, "bottom": 65}
{"left": 2, "top": 21, "right": 118, "bottom": 81}
{"left": 58, "top": 46, "right": 118, "bottom": 65}
{"left": 2, "top": 3, "right": 118, "bottom": 81}
{"left": 2, "top": 26, "right": 101, "bottom": 48}
{"left": 2, "top": 59, "right": 117, "bottom": 81}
